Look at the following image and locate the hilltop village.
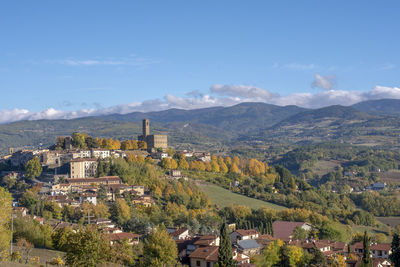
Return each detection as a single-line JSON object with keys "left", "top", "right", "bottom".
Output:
{"left": 0, "top": 120, "right": 398, "bottom": 267}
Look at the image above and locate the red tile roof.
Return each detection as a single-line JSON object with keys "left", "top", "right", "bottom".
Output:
{"left": 106, "top": 232, "right": 141, "bottom": 241}
{"left": 189, "top": 246, "right": 219, "bottom": 261}
{"left": 371, "top": 243, "right": 391, "bottom": 251}
{"left": 235, "top": 229, "right": 259, "bottom": 237}
{"left": 193, "top": 235, "right": 219, "bottom": 246}
{"left": 171, "top": 228, "right": 188, "bottom": 237}
{"left": 70, "top": 158, "right": 97, "bottom": 162}
{"left": 272, "top": 221, "right": 309, "bottom": 240}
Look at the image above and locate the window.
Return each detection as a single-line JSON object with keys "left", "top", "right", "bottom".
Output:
{"left": 196, "top": 260, "right": 201, "bottom": 266}
{"left": 207, "top": 262, "right": 211, "bottom": 267}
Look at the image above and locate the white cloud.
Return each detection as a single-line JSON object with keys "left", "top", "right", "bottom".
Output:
{"left": 2, "top": 85, "right": 400, "bottom": 124}
{"left": 283, "top": 63, "right": 317, "bottom": 70}
{"left": 273, "top": 63, "right": 317, "bottom": 70}
{"left": 47, "top": 55, "right": 158, "bottom": 67}
{"left": 311, "top": 73, "right": 336, "bottom": 90}
{"left": 210, "top": 84, "right": 276, "bottom": 100}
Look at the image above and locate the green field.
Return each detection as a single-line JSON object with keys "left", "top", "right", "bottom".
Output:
{"left": 197, "top": 182, "right": 286, "bottom": 210}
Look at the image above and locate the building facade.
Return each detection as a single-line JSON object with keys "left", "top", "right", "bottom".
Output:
{"left": 138, "top": 119, "right": 168, "bottom": 152}
{"left": 70, "top": 158, "right": 98, "bottom": 178}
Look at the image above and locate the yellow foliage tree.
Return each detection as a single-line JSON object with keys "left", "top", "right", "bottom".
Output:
{"left": 211, "top": 161, "right": 220, "bottom": 172}
{"left": 219, "top": 161, "right": 228, "bottom": 173}
{"left": 178, "top": 158, "right": 189, "bottom": 170}
{"left": 229, "top": 162, "right": 240, "bottom": 174}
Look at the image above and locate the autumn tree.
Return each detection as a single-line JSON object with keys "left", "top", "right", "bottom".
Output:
{"left": 64, "top": 226, "right": 110, "bottom": 267}
{"left": 143, "top": 226, "right": 178, "bottom": 267}
{"left": 229, "top": 162, "right": 240, "bottom": 174}
{"left": 110, "top": 199, "right": 131, "bottom": 224}
{"left": 178, "top": 158, "right": 189, "bottom": 170}
{"left": 0, "top": 187, "right": 12, "bottom": 256}
{"left": 219, "top": 161, "right": 229, "bottom": 173}
{"left": 138, "top": 141, "right": 147, "bottom": 150}
{"left": 72, "top": 132, "right": 88, "bottom": 149}
{"left": 256, "top": 239, "right": 283, "bottom": 267}
{"left": 211, "top": 161, "right": 220, "bottom": 172}
{"left": 25, "top": 156, "right": 42, "bottom": 180}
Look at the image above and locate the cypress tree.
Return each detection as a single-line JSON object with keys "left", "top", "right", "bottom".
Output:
{"left": 269, "top": 219, "right": 274, "bottom": 236}
{"left": 259, "top": 222, "right": 264, "bottom": 235}
{"left": 218, "top": 222, "right": 235, "bottom": 267}
{"left": 390, "top": 233, "right": 400, "bottom": 267}
{"left": 361, "top": 231, "right": 372, "bottom": 267}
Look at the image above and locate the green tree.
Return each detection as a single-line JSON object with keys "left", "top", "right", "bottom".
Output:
{"left": 24, "top": 157, "right": 42, "bottom": 180}
{"left": 143, "top": 226, "right": 178, "bottom": 267}
{"left": 52, "top": 226, "right": 73, "bottom": 251}
{"left": 218, "top": 222, "right": 235, "bottom": 267}
{"left": 276, "top": 244, "right": 291, "bottom": 266}
{"left": 0, "top": 187, "right": 12, "bottom": 256}
{"left": 292, "top": 226, "right": 308, "bottom": 240}
{"left": 256, "top": 240, "right": 283, "bottom": 267}
{"left": 361, "top": 231, "right": 372, "bottom": 267}
{"left": 390, "top": 233, "right": 400, "bottom": 267}
{"left": 64, "top": 226, "right": 110, "bottom": 267}
{"left": 72, "top": 132, "right": 88, "bottom": 149}
{"left": 309, "top": 245, "right": 327, "bottom": 267}
{"left": 97, "top": 184, "right": 107, "bottom": 202}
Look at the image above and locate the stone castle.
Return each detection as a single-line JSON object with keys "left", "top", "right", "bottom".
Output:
{"left": 138, "top": 119, "right": 168, "bottom": 152}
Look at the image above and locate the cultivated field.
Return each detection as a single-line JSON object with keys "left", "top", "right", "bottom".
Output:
{"left": 313, "top": 160, "right": 341, "bottom": 176}
{"left": 379, "top": 170, "right": 400, "bottom": 183}
{"left": 376, "top": 216, "right": 400, "bottom": 227}
{"left": 197, "top": 182, "right": 287, "bottom": 210}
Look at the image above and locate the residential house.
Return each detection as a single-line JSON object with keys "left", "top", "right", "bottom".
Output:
{"left": 352, "top": 242, "right": 391, "bottom": 259}
{"left": 230, "top": 229, "right": 260, "bottom": 244}
{"left": 132, "top": 195, "right": 155, "bottom": 207}
{"left": 13, "top": 206, "right": 28, "bottom": 217}
{"left": 66, "top": 176, "right": 122, "bottom": 187}
{"left": 91, "top": 149, "right": 110, "bottom": 159}
{"left": 193, "top": 235, "right": 220, "bottom": 247}
{"left": 272, "top": 221, "right": 312, "bottom": 241}
{"left": 236, "top": 239, "right": 263, "bottom": 256}
{"left": 106, "top": 232, "right": 141, "bottom": 245}
{"left": 168, "top": 227, "right": 191, "bottom": 240}
{"left": 189, "top": 246, "right": 250, "bottom": 267}
{"left": 79, "top": 191, "right": 97, "bottom": 205}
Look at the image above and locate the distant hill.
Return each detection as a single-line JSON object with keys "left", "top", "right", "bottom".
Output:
{"left": 252, "top": 105, "right": 400, "bottom": 146}
{"left": 352, "top": 99, "right": 400, "bottom": 115}
{"left": 2, "top": 100, "right": 400, "bottom": 155}
{"left": 100, "top": 102, "right": 307, "bottom": 133}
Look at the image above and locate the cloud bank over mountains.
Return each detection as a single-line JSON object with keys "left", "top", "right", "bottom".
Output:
{"left": 1, "top": 78, "right": 400, "bottom": 124}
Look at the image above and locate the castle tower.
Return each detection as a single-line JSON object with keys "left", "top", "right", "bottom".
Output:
{"left": 143, "top": 119, "right": 150, "bottom": 137}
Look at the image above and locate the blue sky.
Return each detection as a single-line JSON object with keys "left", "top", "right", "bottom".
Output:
{"left": 0, "top": 1, "right": 400, "bottom": 122}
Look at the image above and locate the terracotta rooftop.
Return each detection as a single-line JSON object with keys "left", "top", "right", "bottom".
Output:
{"left": 170, "top": 228, "right": 188, "bottom": 237}
{"left": 193, "top": 235, "right": 219, "bottom": 246}
{"left": 189, "top": 246, "right": 219, "bottom": 261}
{"left": 371, "top": 243, "right": 391, "bottom": 251}
{"left": 106, "top": 232, "right": 141, "bottom": 241}
{"left": 70, "top": 158, "right": 97, "bottom": 162}
{"left": 235, "top": 229, "right": 259, "bottom": 237}
{"left": 66, "top": 176, "right": 121, "bottom": 183}
{"left": 272, "top": 221, "right": 309, "bottom": 240}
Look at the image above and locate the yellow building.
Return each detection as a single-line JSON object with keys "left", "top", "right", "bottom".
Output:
{"left": 70, "top": 158, "right": 98, "bottom": 178}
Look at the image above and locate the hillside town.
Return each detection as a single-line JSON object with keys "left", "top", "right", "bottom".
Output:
{"left": 0, "top": 119, "right": 397, "bottom": 267}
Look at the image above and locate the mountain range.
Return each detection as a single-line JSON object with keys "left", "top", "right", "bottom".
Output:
{"left": 1, "top": 99, "right": 400, "bottom": 155}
